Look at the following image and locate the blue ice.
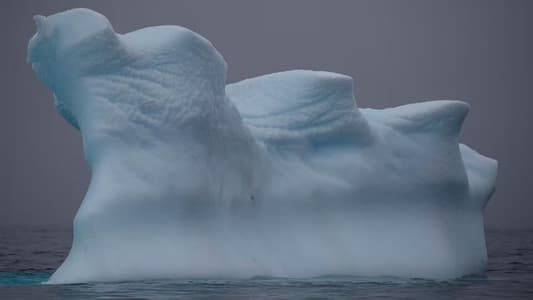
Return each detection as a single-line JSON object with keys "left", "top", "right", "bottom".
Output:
{"left": 28, "top": 9, "right": 497, "bottom": 284}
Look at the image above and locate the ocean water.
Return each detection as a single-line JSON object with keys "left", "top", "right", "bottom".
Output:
{"left": 0, "top": 228, "right": 532, "bottom": 299}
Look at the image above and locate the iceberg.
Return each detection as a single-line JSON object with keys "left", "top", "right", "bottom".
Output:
{"left": 28, "top": 8, "right": 497, "bottom": 284}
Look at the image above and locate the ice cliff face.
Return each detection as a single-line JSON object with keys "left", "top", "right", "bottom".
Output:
{"left": 28, "top": 8, "right": 497, "bottom": 284}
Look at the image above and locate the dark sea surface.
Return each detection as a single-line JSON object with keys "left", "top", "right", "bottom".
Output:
{"left": 0, "top": 228, "right": 532, "bottom": 299}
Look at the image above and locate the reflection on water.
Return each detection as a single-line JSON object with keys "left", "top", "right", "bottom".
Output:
{"left": 1, "top": 228, "right": 532, "bottom": 299}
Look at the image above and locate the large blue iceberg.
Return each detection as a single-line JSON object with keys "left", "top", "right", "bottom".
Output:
{"left": 28, "top": 9, "right": 497, "bottom": 284}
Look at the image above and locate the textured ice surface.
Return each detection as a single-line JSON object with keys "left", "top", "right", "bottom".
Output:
{"left": 28, "top": 9, "right": 497, "bottom": 284}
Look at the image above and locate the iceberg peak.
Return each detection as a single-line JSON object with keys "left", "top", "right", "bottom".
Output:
{"left": 227, "top": 70, "right": 372, "bottom": 146}
{"left": 379, "top": 100, "right": 470, "bottom": 136}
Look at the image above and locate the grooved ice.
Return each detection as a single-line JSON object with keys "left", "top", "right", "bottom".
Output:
{"left": 28, "top": 8, "right": 497, "bottom": 284}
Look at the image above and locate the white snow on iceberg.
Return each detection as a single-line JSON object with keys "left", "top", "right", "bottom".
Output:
{"left": 28, "top": 8, "right": 497, "bottom": 284}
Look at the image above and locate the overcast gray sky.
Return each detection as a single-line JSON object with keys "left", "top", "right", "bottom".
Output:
{"left": 1, "top": 0, "right": 532, "bottom": 229}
